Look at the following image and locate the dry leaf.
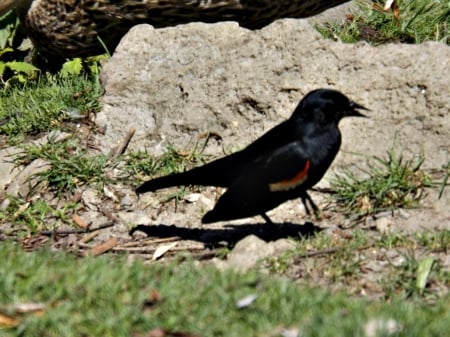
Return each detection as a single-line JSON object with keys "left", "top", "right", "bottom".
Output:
{"left": 150, "top": 288, "right": 161, "bottom": 302}
{"left": 79, "top": 230, "right": 99, "bottom": 244}
{"left": 383, "top": 0, "right": 400, "bottom": 22}
{"left": 86, "top": 237, "right": 118, "bottom": 256}
{"left": 72, "top": 213, "right": 88, "bottom": 228}
{"left": 184, "top": 193, "right": 200, "bottom": 203}
{"left": 236, "top": 294, "right": 258, "bottom": 309}
{"left": 346, "top": 13, "right": 355, "bottom": 22}
{"left": 13, "top": 302, "right": 45, "bottom": 314}
{"left": 0, "top": 303, "right": 46, "bottom": 328}
{"left": 13, "top": 202, "right": 30, "bottom": 218}
{"left": 384, "top": 0, "right": 395, "bottom": 10}
{"left": 152, "top": 242, "right": 178, "bottom": 261}
{"left": 147, "top": 328, "right": 166, "bottom": 337}
{"left": 103, "top": 186, "right": 119, "bottom": 202}
{"left": 0, "top": 313, "right": 20, "bottom": 328}
{"left": 393, "top": 3, "right": 400, "bottom": 22}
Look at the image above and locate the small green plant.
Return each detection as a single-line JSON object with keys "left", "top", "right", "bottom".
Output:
{"left": 317, "top": 0, "right": 450, "bottom": 45}
{"left": 125, "top": 144, "right": 216, "bottom": 203}
{"left": 0, "top": 9, "right": 21, "bottom": 50}
{"left": 59, "top": 55, "right": 109, "bottom": 78}
{"left": 438, "top": 160, "right": 450, "bottom": 199}
{"left": 3, "top": 196, "right": 81, "bottom": 233}
{"left": 13, "top": 138, "right": 214, "bottom": 198}
{"left": 414, "top": 230, "right": 450, "bottom": 252}
{"left": 127, "top": 143, "right": 215, "bottom": 181}
{"left": 379, "top": 253, "right": 446, "bottom": 300}
{"left": 265, "top": 230, "right": 369, "bottom": 276}
{"left": 377, "top": 232, "right": 412, "bottom": 249}
{"left": 0, "top": 9, "right": 38, "bottom": 86}
{"left": 0, "top": 12, "right": 104, "bottom": 140}
{"left": 0, "top": 51, "right": 40, "bottom": 86}
{"left": 1, "top": 9, "right": 108, "bottom": 85}
{"left": 0, "top": 74, "right": 102, "bottom": 145}
{"left": 331, "top": 146, "right": 431, "bottom": 219}
{"left": 265, "top": 229, "right": 449, "bottom": 301}
{"left": 16, "top": 137, "right": 110, "bottom": 195}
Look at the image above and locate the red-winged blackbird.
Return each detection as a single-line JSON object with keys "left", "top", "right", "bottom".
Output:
{"left": 136, "top": 89, "right": 367, "bottom": 223}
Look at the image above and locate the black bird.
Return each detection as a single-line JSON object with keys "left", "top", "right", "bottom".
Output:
{"left": 136, "top": 89, "right": 367, "bottom": 224}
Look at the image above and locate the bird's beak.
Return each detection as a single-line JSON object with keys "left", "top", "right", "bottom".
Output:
{"left": 348, "top": 100, "right": 369, "bottom": 117}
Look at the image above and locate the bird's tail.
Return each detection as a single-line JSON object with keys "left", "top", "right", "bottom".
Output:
{"left": 136, "top": 171, "right": 197, "bottom": 194}
{"left": 135, "top": 156, "right": 235, "bottom": 193}
{"left": 201, "top": 210, "right": 216, "bottom": 224}
{"left": 136, "top": 149, "right": 247, "bottom": 194}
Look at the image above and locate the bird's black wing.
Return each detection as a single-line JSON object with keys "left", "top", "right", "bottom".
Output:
{"left": 136, "top": 119, "right": 300, "bottom": 193}
{"left": 202, "top": 141, "right": 313, "bottom": 223}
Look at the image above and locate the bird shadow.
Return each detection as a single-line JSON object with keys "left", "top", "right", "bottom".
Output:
{"left": 130, "top": 221, "right": 322, "bottom": 247}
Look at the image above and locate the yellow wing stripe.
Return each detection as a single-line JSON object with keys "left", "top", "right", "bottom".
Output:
{"left": 269, "top": 160, "right": 310, "bottom": 192}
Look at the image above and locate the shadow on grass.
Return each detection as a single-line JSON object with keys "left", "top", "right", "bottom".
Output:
{"left": 130, "top": 221, "right": 321, "bottom": 247}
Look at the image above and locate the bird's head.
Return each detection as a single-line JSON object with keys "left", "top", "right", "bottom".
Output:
{"left": 292, "top": 89, "right": 368, "bottom": 125}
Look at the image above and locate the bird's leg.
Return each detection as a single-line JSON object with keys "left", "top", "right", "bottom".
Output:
{"left": 261, "top": 213, "right": 274, "bottom": 225}
{"left": 300, "top": 195, "right": 311, "bottom": 216}
{"left": 300, "top": 192, "right": 321, "bottom": 220}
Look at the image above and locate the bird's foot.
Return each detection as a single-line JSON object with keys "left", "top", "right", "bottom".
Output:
{"left": 301, "top": 193, "right": 322, "bottom": 220}
{"left": 261, "top": 213, "right": 274, "bottom": 225}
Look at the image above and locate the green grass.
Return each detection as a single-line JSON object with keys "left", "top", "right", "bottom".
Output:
{"left": 124, "top": 141, "right": 217, "bottom": 204}
{"left": 265, "top": 229, "right": 450, "bottom": 302}
{"left": 126, "top": 144, "right": 214, "bottom": 181}
{"left": 0, "top": 7, "right": 449, "bottom": 337}
{"left": 330, "top": 146, "right": 432, "bottom": 219}
{"left": 317, "top": 0, "right": 450, "bottom": 45}
{"left": 0, "top": 75, "right": 102, "bottom": 145}
{"left": 13, "top": 138, "right": 213, "bottom": 197}
{"left": 15, "top": 136, "right": 111, "bottom": 195}
{"left": 438, "top": 160, "right": 450, "bottom": 199}
{"left": 0, "top": 243, "right": 449, "bottom": 336}
{"left": 414, "top": 230, "right": 450, "bottom": 252}
{"left": 0, "top": 196, "right": 81, "bottom": 234}
{"left": 0, "top": 137, "right": 214, "bottom": 233}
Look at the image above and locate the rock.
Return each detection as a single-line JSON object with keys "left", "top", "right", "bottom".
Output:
{"left": 99, "top": 18, "right": 450, "bottom": 230}
{"left": 120, "top": 193, "right": 134, "bottom": 209}
{"left": 31, "top": 131, "right": 71, "bottom": 147}
{"left": 5, "top": 159, "right": 51, "bottom": 197}
{"left": 78, "top": 211, "right": 108, "bottom": 228}
{"left": 227, "top": 235, "right": 295, "bottom": 270}
{"left": 0, "top": 146, "right": 22, "bottom": 191}
{"left": 99, "top": 19, "right": 450, "bottom": 176}
{"left": 199, "top": 194, "right": 215, "bottom": 210}
{"left": 81, "top": 188, "right": 103, "bottom": 211}
{"left": 117, "top": 210, "right": 153, "bottom": 227}
{"left": 386, "top": 250, "right": 407, "bottom": 267}
{"left": 183, "top": 193, "right": 200, "bottom": 203}
{"left": 375, "top": 217, "right": 394, "bottom": 234}
{"left": 0, "top": 131, "right": 70, "bottom": 193}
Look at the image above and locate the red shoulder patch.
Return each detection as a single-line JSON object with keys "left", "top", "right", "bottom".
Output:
{"left": 269, "top": 160, "right": 310, "bottom": 192}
